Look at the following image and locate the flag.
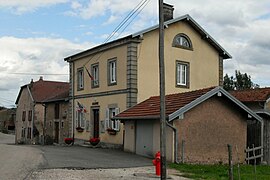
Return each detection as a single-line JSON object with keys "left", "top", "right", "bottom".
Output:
{"left": 77, "top": 101, "right": 87, "bottom": 113}
{"left": 85, "top": 67, "right": 94, "bottom": 80}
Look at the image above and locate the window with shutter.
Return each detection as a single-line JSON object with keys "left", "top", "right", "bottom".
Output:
{"left": 105, "top": 108, "right": 109, "bottom": 130}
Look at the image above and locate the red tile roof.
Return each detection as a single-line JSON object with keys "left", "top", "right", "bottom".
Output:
{"left": 116, "top": 87, "right": 216, "bottom": 119}
{"left": 230, "top": 88, "right": 270, "bottom": 102}
{"left": 30, "top": 79, "right": 69, "bottom": 103}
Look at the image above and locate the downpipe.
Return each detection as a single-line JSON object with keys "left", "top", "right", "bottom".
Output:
{"left": 166, "top": 121, "right": 180, "bottom": 164}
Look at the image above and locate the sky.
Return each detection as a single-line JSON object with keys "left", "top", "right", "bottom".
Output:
{"left": 0, "top": 0, "right": 270, "bottom": 108}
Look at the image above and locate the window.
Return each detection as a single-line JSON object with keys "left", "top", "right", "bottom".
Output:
{"left": 105, "top": 108, "right": 120, "bottom": 131}
{"left": 176, "top": 61, "right": 190, "bottom": 87}
{"left": 61, "top": 121, "right": 64, "bottom": 128}
{"left": 55, "top": 103, "right": 60, "bottom": 119}
{"left": 76, "top": 111, "right": 85, "bottom": 128}
{"left": 77, "top": 68, "right": 84, "bottom": 90}
{"left": 28, "top": 110, "right": 32, "bottom": 121}
{"left": 27, "top": 127, "right": 31, "bottom": 139}
{"left": 91, "top": 63, "right": 99, "bottom": 87}
{"left": 173, "top": 33, "right": 192, "bottom": 50}
{"left": 108, "top": 59, "right": 117, "bottom": 85}
{"left": 22, "top": 111, "right": 26, "bottom": 121}
{"left": 21, "top": 128, "right": 25, "bottom": 138}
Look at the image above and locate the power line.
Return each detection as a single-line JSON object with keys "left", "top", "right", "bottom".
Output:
{"left": 81, "top": 0, "right": 150, "bottom": 79}
{"left": 7, "top": 73, "right": 68, "bottom": 76}
{"left": 102, "top": 0, "right": 150, "bottom": 44}
{"left": 83, "top": 0, "right": 150, "bottom": 68}
{"left": 116, "top": 0, "right": 150, "bottom": 39}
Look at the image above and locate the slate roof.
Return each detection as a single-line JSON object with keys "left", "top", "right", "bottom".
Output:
{"left": 15, "top": 78, "right": 69, "bottom": 104}
{"left": 115, "top": 86, "right": 262, "bottom": 122}
{"left": 230, "top": 88, "right": 270, "bottom": 102}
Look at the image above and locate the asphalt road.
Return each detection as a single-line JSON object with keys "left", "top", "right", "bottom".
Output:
{"left": 0, "top": 133, "right": 44, "bottom": 180}
{"left": 37, "top": 145, "right": 152, "bottom": 169}
{"left": 0, "top": 133, "right": 152, "bottom": 179}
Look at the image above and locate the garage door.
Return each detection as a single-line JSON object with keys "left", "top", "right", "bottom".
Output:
{"left": 136, "top": 120, "right": 153, "bottom": 157}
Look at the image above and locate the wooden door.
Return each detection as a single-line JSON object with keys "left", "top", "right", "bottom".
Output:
{"left": 93, "top": 109, "right": 99, "bottom": 138}
{"left": 54, "top": 122, "right": 59, "bottom": 143}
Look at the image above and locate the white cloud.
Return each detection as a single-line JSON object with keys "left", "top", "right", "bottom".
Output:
{"left": 0, "top": 36, "right": 93, "bottom": 105}
{"left": 0, "top": 0, "right": 69, "bottom": 14}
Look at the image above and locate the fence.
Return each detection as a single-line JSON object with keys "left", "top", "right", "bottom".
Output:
{"left": 245, "top": 144, "right": 263, "bottom": 165}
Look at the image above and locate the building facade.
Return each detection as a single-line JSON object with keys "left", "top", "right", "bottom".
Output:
{"left": 44, "top": 91, "right": 69, "bottom": 144}
{"left": 15, "top": 77, "right": 69, "bottom": 144}
{"left": 64, "top": 5, "right": 231, "bottom": 147}
{"left": 0, "top": 108, "right": 16, "bottom": 133}
{"left": 115, "top": 87, "right": 262, "bottom": 164}
{"left": 231, "top": 88, "right": 270, "bottom": 164}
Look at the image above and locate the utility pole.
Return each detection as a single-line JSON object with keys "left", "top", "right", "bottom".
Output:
{"left": 159, "top": 0, "right": 167, "bottom": 179}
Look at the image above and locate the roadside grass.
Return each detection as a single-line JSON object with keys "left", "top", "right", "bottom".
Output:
{"left": 169, "top": 163, "right": 270, "bottom": 180}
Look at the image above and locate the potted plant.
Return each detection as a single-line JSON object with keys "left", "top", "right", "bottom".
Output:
{"left": 64, "top": 137, "right": 74, "bottom": 145}
{"left": 89, "top": 137, "right": 100, "bottom": 146}
{"left": 76, "top": 127, "right": 84, "bottom": 132}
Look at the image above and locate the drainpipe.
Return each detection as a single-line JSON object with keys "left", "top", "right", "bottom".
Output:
{"left": 166, "top": 121, "right": 179, "bottom": 164}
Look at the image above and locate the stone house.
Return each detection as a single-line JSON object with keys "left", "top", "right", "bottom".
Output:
{"left": 43, "top": 90, "right": 69, "bottom": 144}
{"left": 115, "top": 87, "right": 262, "bottom": 164}
{"left": 231, "top": 88, "right": 270, "bottom": 164}
{"left": 64, "top": 3, "right": 231, "bottom": 148}
{"left": 0, "top": 108, "right": 16, "bottom": 132}
{"left": 15, "top": 77, "right": 69, "bottom": 144}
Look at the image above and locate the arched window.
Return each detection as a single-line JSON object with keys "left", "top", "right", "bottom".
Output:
{"left": 172, "top": 33, "right": 193, "bottom": 50}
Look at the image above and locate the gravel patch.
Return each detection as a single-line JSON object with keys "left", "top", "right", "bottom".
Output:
{"left": 27, "top": 166, "right": 190, "bottom": 180}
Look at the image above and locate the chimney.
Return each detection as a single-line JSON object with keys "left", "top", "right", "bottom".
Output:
{"left": 39, "top": 76, "right": 43, "bottom": 81}
{"left": 163, "top": 3, "right": 174, "bottom": 21}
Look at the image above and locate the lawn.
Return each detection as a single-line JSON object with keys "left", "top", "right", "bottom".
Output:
{"left": 169, "top": 163, "right": 270, "bottom": 180}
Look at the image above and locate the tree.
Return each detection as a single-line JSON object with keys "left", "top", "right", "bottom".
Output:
{"left": 223, "top": 70, "right": 259, "bottom": 91}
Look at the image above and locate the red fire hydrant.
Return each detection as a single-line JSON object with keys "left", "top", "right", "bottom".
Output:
{"left": 152, "top": 151, "right": 161, "bottom": 176}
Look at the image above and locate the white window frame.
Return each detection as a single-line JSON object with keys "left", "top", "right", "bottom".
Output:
{"left": 108, "top": 60, "right": 117, "bottom": 84}
{"left": 78, "top": 68, "right": 84, "bottom": 90}
{"left": 105, "top": 107, "right": 120, "bottom": 131}
{"left": 176, "top": 61, "right": 189, "bottom": 87}
{"left": 173, "top": 33, "right": 193, "bottom": 50}
{"left": 76, "top": 110, "right": 85, "bottom": 128}
{"left": 92, "top": 64, "right": 99, "bottom": 87}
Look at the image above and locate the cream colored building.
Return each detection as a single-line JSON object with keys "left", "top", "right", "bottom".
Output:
{"left": 64, "top": 4, "right": 231, "bottom": 148}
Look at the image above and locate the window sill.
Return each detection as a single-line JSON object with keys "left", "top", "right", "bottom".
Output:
{"left": 173, "top": 45, "right": 193, "bottom": 51}
{"left": 107, "top": 128, "right": 117, "bottom": 135}
{"left": 76, "top": 127, "right": 84, "bottom": 132}
{"left": 176, "top": 84, "right": 189, "bottom": 89}
{"left": 91, "top": 85, "right": 99, "bottom": 89}
{"left": 108, "top": 82, "right": 117, "bottom": 86}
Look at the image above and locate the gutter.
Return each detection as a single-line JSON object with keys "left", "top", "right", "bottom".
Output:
{"left": 166, "top": 121, "right": 179, "bottom": 164}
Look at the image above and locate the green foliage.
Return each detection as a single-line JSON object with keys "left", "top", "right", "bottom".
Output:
{"left": 223, "top": 70, "right": 259, "bottom": 91}
{"left": 169, "top": 163, "right": 270, "bottom": 180}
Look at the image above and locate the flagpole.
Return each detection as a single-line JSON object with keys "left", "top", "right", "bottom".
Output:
{"left": 159, "top": 0, "right": 167, "bottom": 179}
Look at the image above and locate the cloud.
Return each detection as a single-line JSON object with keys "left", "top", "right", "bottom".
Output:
{"left": 0, "top": 36, "right": 93, "bottom": 105}
{"left": 0, "top": 0, "right": 69, "bottom": 14}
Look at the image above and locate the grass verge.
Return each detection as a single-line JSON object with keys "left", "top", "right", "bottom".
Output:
{"left": 169, "top": 163, "right": 270, "bottom": 180}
